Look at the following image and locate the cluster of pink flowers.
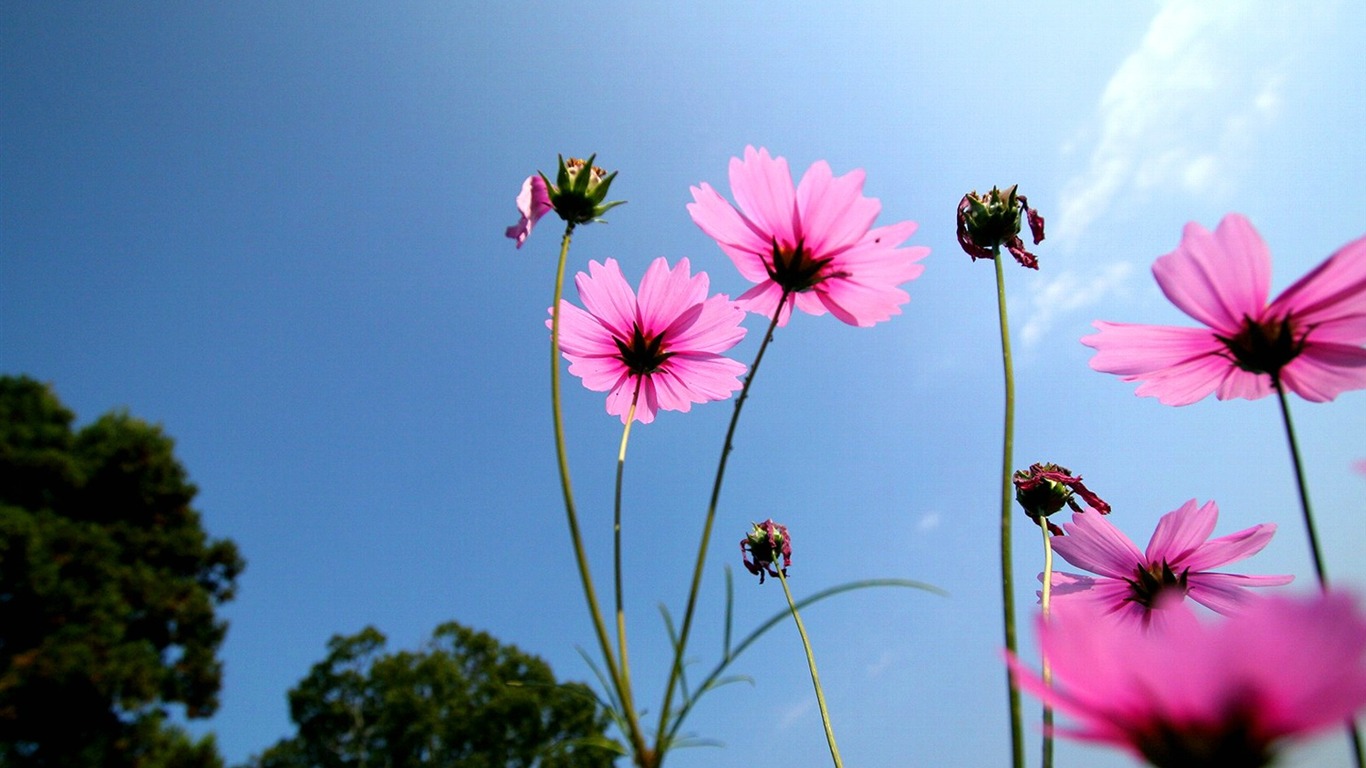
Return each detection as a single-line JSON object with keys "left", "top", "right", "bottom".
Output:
{"left": 510, "top": 152, "right": 1366, "bottom": 767}
{"left": 519, "top": 147, "right": 929, "bottom": 421}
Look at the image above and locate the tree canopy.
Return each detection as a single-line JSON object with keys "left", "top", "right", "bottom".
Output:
{"left": 247, "top": 622, "right": 618, "bottom": 768}
{"left": 0, "top": 375, "right": 244, "bottom": 767}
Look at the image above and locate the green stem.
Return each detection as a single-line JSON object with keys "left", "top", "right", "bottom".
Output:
{"left": 1272, "top": 378, "right": 1363, "bottom": 768}
{"left": 1272, "top": 378, "right": 1328, "bottom": 587}
{"left": 548, "top": 224, "right": 650, "bottom": 765}
{"left": 777, "top": 567, "right": 844, "bottom": 768}
{"left": 613, "top": 387, "right": 641, "bottom": 724}
{"left": 1040, "top": 521, "right": 1054, "bottom": 768}
{"left": 992, "top": 250, "right": 1025, "bottom": 768}
{"left": 653, "top": 294, "right": 789, "bottom": 763}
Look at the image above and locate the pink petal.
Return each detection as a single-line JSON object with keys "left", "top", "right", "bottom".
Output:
{"left": 735, "top": 281, "right": 794, "bottom": 326}
{"left": 1051, "top": 512, "right": 1145, "bottom": 580}
{"left": 687, "top": 183, "right": 774, "bottom": 283}
{"left": 506, "top": 175, "right": 553, "bottom": 249}
{"left": 1180, "top": 522, "right": 1280, "bottom": 571}
{"left": 1152, "top": 214, "right": 1270, "bottom": 333}
{"left": 727, "top": 146, "right": 798, "bottom": 247}
{"left": 637, "top": 257, "right": 705, "bottom": 337}
{"left": 814, "top": 277, "right": 909, "bottom": 327}
{"left": 1267, "top": 232, "right": 1366, "bottom": 328}
{"left": 1185, "top": 572, "right": 1293, "bottom": 615}
{"left": 576, "top": 259, "right": 638, "bottom": 341}
{"left": 1145, "top": 499, "right": 1218, "bottom": 564}
{"left": 665, "top": 293, "right": 748, "bottom": 353}
{"left": 794, "top": 161, "right": 880, "bottom": 256}
{"left": 1279, "top": 341, "right": 1366, "bottom": 402}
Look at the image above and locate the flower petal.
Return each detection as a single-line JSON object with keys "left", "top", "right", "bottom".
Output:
{"left": 728, "top": 146, "right": 798, "bottom": 247}
{"left": 1186, "top": 571, "right": 1293, "bottom": 615}
{"left": 1051, "top": 512, "right": 1145, "bottom": 580}
{"left": 1152, "top": 214, "right": 1270, "bottom": 333}
{"left": 1267, "top": 232, "right": 1366, "bottom": 328}
{"left": 1179, "top": 522, "right": 1279, "bottom": 571}
{"left": 794, "top": 161, "right": 880, "bottom": 256}
{"left": 1145, "top": 499, "right": 1218, "bottom": 565}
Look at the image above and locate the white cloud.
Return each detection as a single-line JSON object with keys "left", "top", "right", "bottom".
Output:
{"left": 916, "top": 511, "right": 941, "bottom": 532}
{"left": 1019, "top": 262, "right": 1136, "bottom": 348}
{"left": 1053, "top": 1, "right": 1332, "bottom": 244}
{"left": 777, "top": 697, "right": 815, "bottom": 729}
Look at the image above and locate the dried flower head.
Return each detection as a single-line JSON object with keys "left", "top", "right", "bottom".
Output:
{"left": 957, "top": 185, "right": 1045, "bottom": 269}
{"left": 1013, "top": 462, "right": 1110, "bottom": 534}
{"left": 741, "top": 519, "right": 791, "bottom": 583}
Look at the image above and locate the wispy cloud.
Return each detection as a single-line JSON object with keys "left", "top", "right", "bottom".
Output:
{"left": 1054, "top": 0, "right": 1332, "bottom": 245}
{"left": 1020, "top": 263, "right": 1135, "bottom": 348}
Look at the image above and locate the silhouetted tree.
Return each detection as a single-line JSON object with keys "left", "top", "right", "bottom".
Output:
{"left": 247, "top": 622, "right": 618, "bottom": 768}
{"left": 0, "top": 375, "right": 243, "bottom": 767}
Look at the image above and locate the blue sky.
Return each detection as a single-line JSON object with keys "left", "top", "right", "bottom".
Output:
{"left": 3, "top": 2, "right": 1364, "bottom": 766}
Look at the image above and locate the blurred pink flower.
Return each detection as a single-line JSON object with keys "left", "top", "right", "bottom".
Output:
{"left": 1048, "top": 500, "right": 1291, "bottom": 627}
{"left": 1011, "top": 591, "right": 1366, "bottom": 767}
{"left": 687, "top": 146, "right": 928, "bottom": 327}
{"left": 550, "top": 257, "right": 747, "bottom": 424}
{"left": 505, "top": 175, "right": 553, "bottom": 249}
{"left": 1082, "top": 213, "right": 1366, "bottom": 405}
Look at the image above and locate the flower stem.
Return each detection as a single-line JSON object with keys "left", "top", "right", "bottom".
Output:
{"left": 654, "top": 295, "right": 788, "bottom": 761}
{"left": 1039, "top": 521, "right": 1055, "bottom": 768}
{"left": 776, "top": 567, "right": 844, "bottom": 768}
{"left": 614, "top": 387, "right": 642, "bottom": 730}
{"left": 1272, "top": 378, "right": 1328, "bottom": 587}
{"left": 1272, "top": 378, "right": 1364, "bottom": 768}
{"left": 548, "top": 224, "right": 650, "bottom": 765}
{"left": 992, "top": 250, "right": 1025, "bottom": 768}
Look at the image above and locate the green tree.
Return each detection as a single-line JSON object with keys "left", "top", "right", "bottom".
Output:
{"left": 247, "top": 623, "right": 619, "bottom": 768}
{"left": 0, "top": 375, "right": 244, "bottom": 767}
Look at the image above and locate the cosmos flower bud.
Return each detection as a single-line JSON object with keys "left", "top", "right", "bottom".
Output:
{"left": 741, "top": 519, "right": 791, "bottom": 583}
{"left": 542, "top": 154, "right": 626, "bottom": 226}
{"left": 506, "top": 155, "right": 626, "bottom": 248}
{"left": 957, "top": 185, "right": 1045, "bottom": 269}
{"left": 1013, "top": 462, "right": 1110, "bottom": 530}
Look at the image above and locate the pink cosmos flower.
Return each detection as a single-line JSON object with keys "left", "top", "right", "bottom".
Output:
{"left": 1048, "top": 500, "right": 1292, "bottom": 627}
{"left": 687, "top": 146, "right": 928, "bottom": 327}
{"left": 505, "top": 175, "right": 553, "bottom": 249}
{"left": 550, "top": 257, "right": 747, "bottom": 424}
{"left": 1010, "top": 592, "right": 1366, "bottom": 768}
{"left": 1082, "top": 213, "right": 1366, "bottom": 405}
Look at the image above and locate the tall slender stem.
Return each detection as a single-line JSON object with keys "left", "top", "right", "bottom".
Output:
{"left": 548, "top": 225, "right": 650, "bottom": 765}
{"left": 1272, "top": 378, "right": 1327, "bottom": 586}
{"left": 1039, "top": 521, "right": 1055, "bottom": 768}
{"left": 992, "top": 250, "right": 1025, "bottom": 768}
{"left": 653, "top": 294, "right": 789, "bottom": 762}
{"left": 613, "top": 389, "right": 641, "bottom": 722}
{"left": 777, "top": 567, "right": 844, "bottom": 768}
{"left": 1272, "top": 378, "right": 1363, "bottom": 768}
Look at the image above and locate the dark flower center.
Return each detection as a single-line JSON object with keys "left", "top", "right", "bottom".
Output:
{"left": 1126, "top": 560, "right": 1189, "bottom": 610}
{"left": 1136, "top": 708, "right": 1273, "bottom": 768}
{"left": 767, "top": 237, "right": 839, "bottom": 292}
{"left": 1214, "top": 315, "right": 1305, "bottom": 378}
{"left": 614, "top": 324, "right": 672, "bottom": 375}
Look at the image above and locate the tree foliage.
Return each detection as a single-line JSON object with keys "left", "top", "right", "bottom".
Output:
{"left": 247, "top": 622, "right": 619, "bottom": 768}
{"left": 0, "top": 375, "right": 244, "bottom": 767}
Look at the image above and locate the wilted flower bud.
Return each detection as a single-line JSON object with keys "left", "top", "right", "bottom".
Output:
{"left": 1013, "top": 462, "right": 1110, "bottom": 533}
{"left": 741, "top": 519, "right": 791, "bottom": 583}
{"left": 957, "top": 185, "right": 1046, "bottom": 269}
{"left": 505, "top": 154, "right": 626, "bottom": 248}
